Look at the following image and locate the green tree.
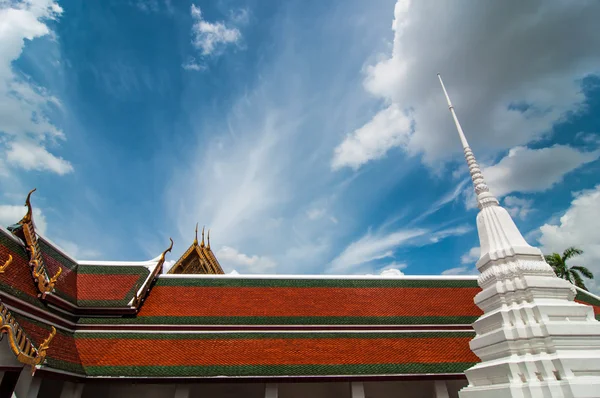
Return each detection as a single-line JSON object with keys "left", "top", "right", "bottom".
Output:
{"left": 544, "top": 247, "right": 594, "bottom": 291}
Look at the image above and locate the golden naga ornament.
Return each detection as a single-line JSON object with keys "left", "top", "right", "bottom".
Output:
{"left": 29, "top": 246, "right": 62, "bottom": 299}
{"left": 0, "top": 302, "right": 56, "bottom": 375}
{"left": 0, "top": 254, "right": 12, "bottom": 273}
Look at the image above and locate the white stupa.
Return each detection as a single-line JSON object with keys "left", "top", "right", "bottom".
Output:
{"left": 438, "top": 74, "right": 600, "bottom": 398}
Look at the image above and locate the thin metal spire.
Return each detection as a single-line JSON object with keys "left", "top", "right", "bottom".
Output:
{"left": 194, "top": 223, "right": 199, "bottom": 245}
{"left": 437, "top": 74, "right": 498, "bottom": 209}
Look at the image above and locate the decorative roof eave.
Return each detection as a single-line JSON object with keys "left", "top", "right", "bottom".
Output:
{"left": 0, "top": 300, "right": 56, "bottom": 375}
{"left": 3, "top": 189, "right": 173, "bottom": 316}
{"left": 15, "top": 189, "right": 62, "bottom": 299}
{"left": 130, "top": 238, "right": 173, "bottom": 310}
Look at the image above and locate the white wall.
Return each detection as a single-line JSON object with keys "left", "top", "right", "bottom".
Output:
{"left": 73, "top": 379, "right": 466, "bottom": 398}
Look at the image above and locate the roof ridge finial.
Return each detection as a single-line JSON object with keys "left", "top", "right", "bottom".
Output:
{"left": 21, "top": 188, "right": 37, "bottom": 224}
{"left": 207, "top": 229, "right": 210, "bottom": 249}
{"left": 201, "top": 226, "right": 205, "bottom": 247}
{"left": 194, "top": 223, "right": 199, "bottom": 245}
{"left": 437, "top": 74, "right": 499, "bottom": 209}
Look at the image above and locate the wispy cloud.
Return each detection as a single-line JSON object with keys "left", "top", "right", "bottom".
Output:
{"left": 328, "top": 228, "right": 426, "bottom": 273}
{"left": 166, "top": 0, "right": 391, "bottom": 274}
{"left": 328, "top": 223, "right": 471, "bottom": 274}
{"left": 0, "top": 0, "right": 71, "bottom": 177}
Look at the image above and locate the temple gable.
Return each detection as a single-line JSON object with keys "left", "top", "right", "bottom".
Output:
{"left": 168, "top": 225, "right": 224, "bottom": 274}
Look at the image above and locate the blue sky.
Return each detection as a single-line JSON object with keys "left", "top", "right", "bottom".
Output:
{"left": 1, "top": 0, "right": 600, "bottom": 289}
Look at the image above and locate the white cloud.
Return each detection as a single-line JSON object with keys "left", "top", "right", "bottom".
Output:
{"left": 379, "top": 262, "right": 407, "bottom": 276}
{"left": 576, "top": 132, "right": 600, "bottom": 146}
{"left": 216, "top": 245, "right": 277, "bottom": 273}
{"left": 503, "top": 196, "right": 534, "bottom": 220}
{"left": 328, "top": 224, "right": 470, "bottom": 273}
{"left": 162, "top": 259, "right": 176, "bottom": 273}
{"left": 442, "top": 265, "right": 477, "bottom": 276}
{"left": 328, "top": 228, "right": 426, "bottom": 273}
{"left": 538, "top": 185, "right": 600, "bottom": 293}
{"left": 182, "top": 58, "right": 205, "bottom": 71}
{"left": 189, "top": 4, "right": 242, "bottom": 57}
{"left": 428, "top": 224, "right": 471, "bottom": 244}
{"left": 0, "top": 0, "right": 71, "bottom": 176}
{"left": 6, "top": 140, "right": 73, "bottom": 175}
{"left": 460, "top": 246, "right": 480, "bottom": 265}
{"left": 335, "top": 0, "right": 600, "bottom": 169}
{"left": 483, "top": 145, "right": 599, "bottom": 198}
{"left": 0, "top": 204, "right": 47, "bottom": 235}
{"left": 332, "top": 104, "right": 411, "bottom": 170}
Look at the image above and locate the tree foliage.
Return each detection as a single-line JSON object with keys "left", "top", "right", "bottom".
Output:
{"left": 544, "top": 247, "right": 593, "bottom": 291}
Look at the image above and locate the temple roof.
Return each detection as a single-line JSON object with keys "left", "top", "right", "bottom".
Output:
{"left": 2, "top": 189, "right": 600, "bottom": 379}
{"left": 0, "top": 190, "right": 171, "bottom": 314}
{"left": 167, "top": 225, "right": 224, "bottom": 275}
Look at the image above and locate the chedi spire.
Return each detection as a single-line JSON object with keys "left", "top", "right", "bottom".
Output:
{"left": 438, "top": 74, "right": 600, "bottom": 398}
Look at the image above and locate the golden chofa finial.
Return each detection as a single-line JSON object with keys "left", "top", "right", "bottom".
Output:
{"left": 21, "top": 188, "right": 37, "bottom": 224}
{"left": 160, "top": 238, "right": 174, "bottom": 263}
{"left": 194, "top": 223, "right": 199, "bottom": 245}
{"left": 201, "top": 226, "right": 205, "bottom": 248}
{"left": 0, "top": 255, "right": 12, "bottom": 273}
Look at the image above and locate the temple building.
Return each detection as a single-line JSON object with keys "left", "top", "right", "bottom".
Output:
{"left": 167, "top": 225, "right": 224, "bottom": 275}
{"left": 1, "top": 76, "right": 600, "bottom": 398}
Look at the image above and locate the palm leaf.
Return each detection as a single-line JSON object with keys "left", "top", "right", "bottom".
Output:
{"left": 562, "top": 247, "right": 583, "bottom": 262}
{"left": 571, "top": 265, "right": 594, "bottom": 280}
{"left": 570, "top": 270, "right": 587, "bottom": 291}
{"left": 545, "top": 253, "right": 564, "bottom": 277}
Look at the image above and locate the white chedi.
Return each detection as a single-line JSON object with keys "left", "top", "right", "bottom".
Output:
{"left": 438, "top": 74, "right": 600, "bottom": 398}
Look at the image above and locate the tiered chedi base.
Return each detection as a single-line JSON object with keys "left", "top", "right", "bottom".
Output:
{"left": 460, "top": 205, "right": 600, "bottom": 398}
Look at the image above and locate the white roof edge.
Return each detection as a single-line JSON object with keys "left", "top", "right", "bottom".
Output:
{"left": 78, "top": 259, "right": 160, "bottom": 267}
{"left": 0, "top": 226, "right": 24, "bottom": 245}
{"left": 574, "top": 286, "right": 600, "bottom": 302}
{"left": 158, "top": 274, "right": 480, "bottom": 280}
{"left": 36, "top": 234, "right": 80, "bottom": 263}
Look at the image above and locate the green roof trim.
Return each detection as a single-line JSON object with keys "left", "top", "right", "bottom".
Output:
{"left": 45, "top": 358, "right": 86, "bottom": 375}
{"left": 38, "top": 238, "right": 78, "bottom": 271}
{"left": 82, "top": 363, "right": 476, "bottom": 377}
{"left": 0, "top": 280, "right": 46, "bottom": 309}
{"left": 576, "top": 290, "right": 600, "bottom": 308}
{"left": 77, "top": 315, "right": 479, "bottom": 325}
{"left": 155, "top": 278, "right": 479, "bottom": 288}
{"left": 77, "top": 265, "right": 151, "bottom": 275}
{"left": 0, "top": 230, "right": 28, "bottom": 260}
{"left": 74, "top": 331, "right": 475, "bottom": 340}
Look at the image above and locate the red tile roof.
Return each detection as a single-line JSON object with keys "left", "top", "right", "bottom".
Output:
{"left": 4, "top": 228, "right": 600, "bottom": 378}
{"left": 72, "top": 331, "right": 478, "bottom": 377}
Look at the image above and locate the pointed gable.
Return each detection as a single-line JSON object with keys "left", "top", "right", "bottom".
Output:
{"left": 168, "top": 225, "right": 224, "bottom": 274}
